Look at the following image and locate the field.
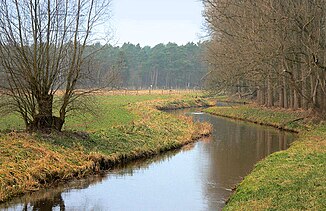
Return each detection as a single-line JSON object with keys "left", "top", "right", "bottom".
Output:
{"left": 0, "top": 90, "right": 202, "bottom": 131}
{"left": 0, "top": 92, "right": 212, "bottom": 202}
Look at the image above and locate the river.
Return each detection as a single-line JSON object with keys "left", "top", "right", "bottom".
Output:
{"left": 1, "top": 109, "right": 296, "bottom": 211}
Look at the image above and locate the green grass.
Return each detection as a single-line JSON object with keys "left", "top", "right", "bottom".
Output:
{"left": 0, "top": 94, "right": 174, "bottom": 132}
{"left": 0, "top": 94, "right": 206, "bottom": 132}
{"left": 63, "top": 94, "right": 210, "bottom": 131}
{"left": 0, "top": 114, "right": 24, "bottom": 131}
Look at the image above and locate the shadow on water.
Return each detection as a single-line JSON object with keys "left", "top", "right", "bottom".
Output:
{"left": 2, "top": 109, "right": 296, "bottom": 211}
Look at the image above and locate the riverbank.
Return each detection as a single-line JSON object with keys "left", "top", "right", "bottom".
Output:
{"left": 0, "top": 95, "right": 212, "bottom": 202}
{"left": 205, "top": 105, "right": 308, "bottom": 132}
{"left": 205, "top": 105, "right": 326, "bottom": 210}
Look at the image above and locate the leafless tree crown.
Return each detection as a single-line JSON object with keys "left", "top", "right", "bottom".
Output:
{"left": 204, "top": 0, "right": 326, "bottom": 118}
{"left": 0, "top": 0, "right": 112, "bottom": 131}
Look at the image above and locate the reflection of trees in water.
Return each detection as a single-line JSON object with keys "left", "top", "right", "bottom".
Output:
{"left": 201, "top": 116, "right": 295, "bottom": 210}
{"left": 3, "top": 174, "right": 107, "bottom": 210}
{"left": 23, "top": 192, "right": 65, "bottom": 211}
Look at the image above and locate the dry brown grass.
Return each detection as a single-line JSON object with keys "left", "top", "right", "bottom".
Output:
{"left": 0, "top": 133, "right": 93, "bottom": 202}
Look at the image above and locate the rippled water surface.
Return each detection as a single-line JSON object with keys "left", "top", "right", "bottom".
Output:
{"left": 2, "top": 110, "right": 296, "bottom": 211}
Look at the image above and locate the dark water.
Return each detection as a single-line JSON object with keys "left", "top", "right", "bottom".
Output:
{"left": 1, "top": 110, "right": 296, "bottom": 211}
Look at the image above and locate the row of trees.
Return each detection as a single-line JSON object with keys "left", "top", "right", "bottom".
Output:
{"left": 88, "top": 42, "right": 207, "bottom": 89}
{"left": 204, "top": 0, "right": 326, "bottom": 118}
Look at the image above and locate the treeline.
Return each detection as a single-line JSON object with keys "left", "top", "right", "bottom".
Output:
{"left": 204, "top": 0, "right": 326, "bottom": 118}
{"left": 87, "top": 42, "right": 207, "bottom": 89}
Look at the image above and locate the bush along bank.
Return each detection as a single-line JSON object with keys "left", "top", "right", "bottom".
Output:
{"left": 204, "top": 105, "right": 326, "bottom": 210}
{"left": 0, "top": 97, "right": 211, "bottom": 202}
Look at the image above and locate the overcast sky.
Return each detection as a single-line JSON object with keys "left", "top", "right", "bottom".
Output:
{"left": 111, "top": 0, "right": 205, "bottom": 47}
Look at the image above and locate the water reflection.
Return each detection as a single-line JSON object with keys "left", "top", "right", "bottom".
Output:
{"left": 2, "top": 173, "right": 107, "bottom": 211}
{"left": 198, "top": 116, "right": 293, "bottom": 210}
{"left": 22, "top": 192, "right": 65, "bottom": 211}
{"left": 2, "top": 111, "right": 296, "bottom": 211}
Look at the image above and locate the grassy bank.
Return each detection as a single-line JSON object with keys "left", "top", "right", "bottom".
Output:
{"left": 205, "top": 105, "right": 326, "bottom": 210}
{"left": 0, "top": 94, "right": 212, "bottom": 202}
{"left": 205, "top": 105, "right": 308, "bottom": 132}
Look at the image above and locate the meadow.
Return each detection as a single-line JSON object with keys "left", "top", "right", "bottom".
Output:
{"left": 0, "top": 92, "right": 212, "bottom": 202}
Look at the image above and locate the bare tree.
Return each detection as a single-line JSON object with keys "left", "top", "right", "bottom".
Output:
{"left": 0, "top": 0, "right": 112, "bottom": 131}
{"left": 203, "top": 0, "right": 326, "bottom": 118}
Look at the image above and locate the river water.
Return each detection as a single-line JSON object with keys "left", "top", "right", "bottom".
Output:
{"left": 1, "top": 110, "right": 296, "bottom": 211}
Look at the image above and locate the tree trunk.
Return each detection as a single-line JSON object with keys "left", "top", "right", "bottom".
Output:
{"left": 289, "top": 86, "right": 294, "bottom": 109}
{"left": 311, "top": 75, "right": 317, "bottom": 106}
{"left": 267, "top": 76, "right": 274, "bottom": 107}
{"left": 28, "top": 94, "right": 64, "bottom": 131}
{"left": 257, "top": 87, "right": 263, "bottom": 105}
{"left": 301, "top": 71, "right": 308, "bottom": 109}
{"left": 279, "top": 86, "right": 284, "bottom": 108}
{"left": 261, "top": 86, "right": 266, "bottom": 105}
{"left": 293, "top": 89, "right": 300, "bottom": 110}
{"left": 317, "top": 83, "right": 325, "bottom": 115}
{"left": 293, "top": 70, "right": 300, "bottom": 109}
{"left": 155, "top": 69, "right": 159, "bottom": 88}
{"left": 283, "top": 77, "right": 288, "bottom": 108}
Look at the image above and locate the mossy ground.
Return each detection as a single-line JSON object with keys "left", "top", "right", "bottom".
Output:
{"left": 204, "top": 105, "right": 326, "bottom": 210}
{"left": 0, "top": 93, "right": 212, "bottom": 202}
